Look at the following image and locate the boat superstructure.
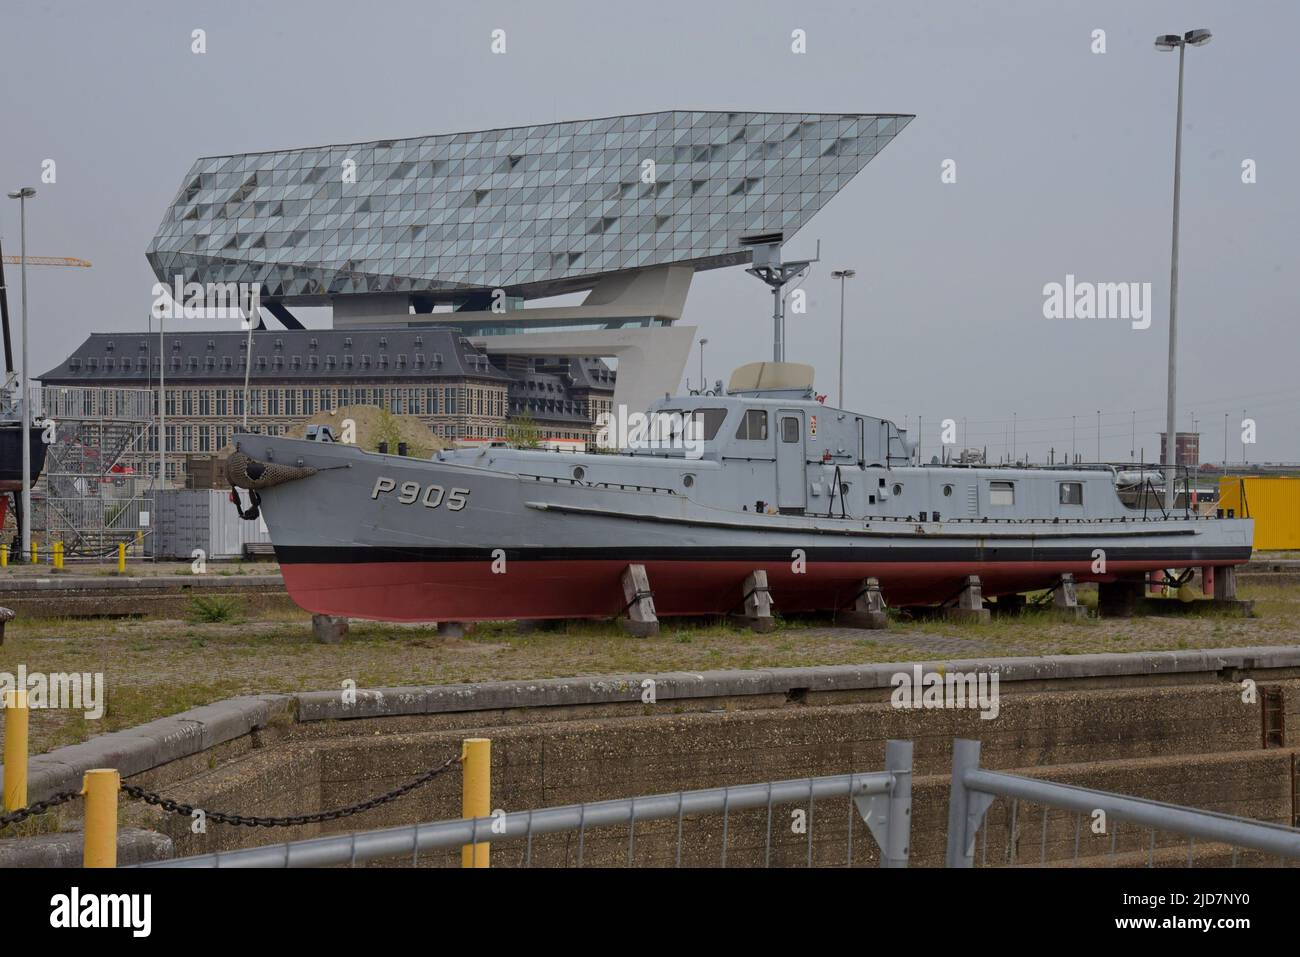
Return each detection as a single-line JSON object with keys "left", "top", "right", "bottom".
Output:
{"left": 229, "top": 362, "right": 1252, "bottom": 622}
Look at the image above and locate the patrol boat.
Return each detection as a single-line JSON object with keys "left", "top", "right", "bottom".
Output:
{"left": 227, "top": 361, "right": 1253, "bottom": 622}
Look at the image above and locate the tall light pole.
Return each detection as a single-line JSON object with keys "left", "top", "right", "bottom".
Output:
{"left": 698, "top": 337, "right": 708, "bottom": 394}
{"left": 1156, "top": 27, "right": 1212, "bottom": 509}
{"left": 831, "top": 269, "right": 855, "bottom": 408}
{"left": 159, "top": 306, "right": 166, "bottom": 489}
{"left": 6, "top": 187, "right": 36, "bottom": 560}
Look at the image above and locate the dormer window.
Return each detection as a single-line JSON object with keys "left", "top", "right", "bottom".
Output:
{"left": 105, "top": 341, "right": 115, "bottom": 352}
{"left": 274, "top": 338, "right": 283, "bottom": 350}
{"left": 343, "top": 337, "right": 353, "bottom": 349}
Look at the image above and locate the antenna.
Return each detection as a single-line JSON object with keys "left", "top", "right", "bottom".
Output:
{"left": 741, "top": 234, "right": 819, "bottom": 362}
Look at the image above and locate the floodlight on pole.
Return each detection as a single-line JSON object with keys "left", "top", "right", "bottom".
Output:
{"left": 831, "top": 269, "right": 856, "bottom": 408}
{"left": 6, "top": 187, "right": 36, "bottom": 560}
{"left": 1155, "top": 27, "right": 1211, "bottom": 510}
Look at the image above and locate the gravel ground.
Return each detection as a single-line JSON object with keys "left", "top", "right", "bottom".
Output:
{"left": 0, "top": 579, "right": 1295, "bottom": 756}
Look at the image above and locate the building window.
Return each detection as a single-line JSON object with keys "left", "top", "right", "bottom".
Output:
{"left": 989, "top": 481, "right": 1015, "bottom": 506}
{"left": 1059, "top": 482, "right": 1083, "bottom": 506}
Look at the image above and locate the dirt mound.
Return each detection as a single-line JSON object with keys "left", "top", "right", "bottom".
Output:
{"left": 285, "top": 406, "right": 446, "bottom": 457}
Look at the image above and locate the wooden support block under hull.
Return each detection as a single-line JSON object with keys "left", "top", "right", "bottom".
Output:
{"left": 619, "top": 563, "right": 659, "bottom": 637}
{"left": 732, "top": 569, "right": 776, "bottom": 633}
{"left": 945, "top": 575, "right": 990, "bottom": 624}
{"left": 835, "top": 577, "right": 889, "bottom": 630}
{"left": 1049, "top": 572, "right": 1087, "bottom": 620}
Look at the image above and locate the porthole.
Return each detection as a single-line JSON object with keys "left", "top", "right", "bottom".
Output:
{"left": 892, "top": 483, "right": 903, "bottom": 497}
{"left": 943, "top": 484, "right": 953, "bottom": 497}
{"left": 683, "top": 473, "right": 695, "bottom": 488}
{"left": 572, "top": 466, "right": 586, "bottom": 481}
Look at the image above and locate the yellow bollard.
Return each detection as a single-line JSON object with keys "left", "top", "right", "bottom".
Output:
{"left": 53, "top": 542, "right": 63, "bottom": 571}
{"left": 2, "top": 690, "right": 28, "bottom": 811}
{"left": 461, "top": 737, "right": 491, "bottom": 868}
{"left": 0, "top": 543, "right": 7, "bottom": 568}
{"left": 117, "top": 542, "right": 126, "bottom": 574}
{"left": 30, "top": 541, "right": 38, "bottom": 565}
{"left": 82, "top": 769, "right": 120, "bottom": 868}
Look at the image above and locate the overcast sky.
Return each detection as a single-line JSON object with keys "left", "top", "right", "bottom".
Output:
{"left": 2, "top": 0, "right": 1296, "bottom": 462}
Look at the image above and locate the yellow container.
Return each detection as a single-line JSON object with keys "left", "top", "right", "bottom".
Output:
{"left": 1218, "top": 477, "right": 1300, "bottom": 550}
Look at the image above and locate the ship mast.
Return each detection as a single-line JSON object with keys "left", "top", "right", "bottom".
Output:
{"left": 742, "top": 235, "right": 819, "bottom": 362}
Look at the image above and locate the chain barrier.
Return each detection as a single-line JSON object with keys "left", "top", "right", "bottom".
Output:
{"left": 1, "top": 752, "right": 461, "bottom": 832}
{"left": 0, "top": 790, "right": 80, "bottom": 829}
{"left": 120, "top": 752, "right": 462, "bottom": 828}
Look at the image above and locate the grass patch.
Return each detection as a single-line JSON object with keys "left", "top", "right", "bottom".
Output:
{"left": 187, "top": 595, "right": 244, "bottom": 624}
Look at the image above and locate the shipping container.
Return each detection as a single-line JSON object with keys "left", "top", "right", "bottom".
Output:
{"left": 1217, "top": 477, "right": 1300, "bottom": 549}
{"left": 150, "top": 489, "right": 272, "bottom": 559}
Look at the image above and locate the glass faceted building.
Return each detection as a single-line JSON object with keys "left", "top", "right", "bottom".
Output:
{"left": 146, "top": 111, "right": 914, "bottom": 305}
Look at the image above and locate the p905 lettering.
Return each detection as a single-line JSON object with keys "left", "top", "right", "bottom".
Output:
{"left": 371, "top": 476, "right": 470, "bottom": 512}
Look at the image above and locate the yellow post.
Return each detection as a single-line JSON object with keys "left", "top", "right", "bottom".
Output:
{"left": 461, "top": 737, "right": 491, "bottom": 868}
{"left": 2, "top": 690, "right": 28, "bottom": 811}
{"left": 53, "top": 542, "right": 63, "bottom": 571}
{"left": 117, "top": 542, "right": 126, "bottom": 574}
{"left": 0, "top": 544, "right": 7, "bottom": 568}
{"left": 82, "top": 769, "right": 120, "bottom": 868}
{"left": 30, "top": 541, "right": 38, "bottom": 565}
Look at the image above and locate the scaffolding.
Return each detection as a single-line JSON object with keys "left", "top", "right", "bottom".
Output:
{"left": 29, "top": 385, "right": 156, "bottom": 557}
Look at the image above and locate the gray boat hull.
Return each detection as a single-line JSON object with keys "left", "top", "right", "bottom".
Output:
{"left": 235, "top": 434, "right": 1254, "bottom": 622}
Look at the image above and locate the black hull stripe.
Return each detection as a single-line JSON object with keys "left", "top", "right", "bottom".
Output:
{"left": 274, "top": 544, "right": 1252, "bottom": 565}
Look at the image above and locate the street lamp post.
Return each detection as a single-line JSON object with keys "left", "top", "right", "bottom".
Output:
{"left": 698, "top": 337, "right": 708, "bottom": 394}
{"left": 831, "top": 269, "right": 855, "bottom": 408}
{"left": 6, "top": 187, "right": 36, "bottom": 560}
{"left": 1155, "top": 27, "right": 1212, "bottom": 510}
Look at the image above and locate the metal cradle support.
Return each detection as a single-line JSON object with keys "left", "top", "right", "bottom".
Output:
{"left": 945, "top": 575, "right": 991, "bottom": 623}
{"left": 619, "top": 563, "right": 659, "bottom": 637}
{"left": 733, "top": 569, "right": 776, "bottom": 633}
{"left": 837, "top": 577, "right": 889, "bottom": 630}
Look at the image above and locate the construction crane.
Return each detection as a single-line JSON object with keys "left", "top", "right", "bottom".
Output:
{"left": 0, "top": 244, "right": 93, "bottom": 376}
{"left": 1, "top": 255, "right": 92, "bottom": 267}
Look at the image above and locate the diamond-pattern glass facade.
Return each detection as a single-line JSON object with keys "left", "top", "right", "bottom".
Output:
{"left": 147, "top": 111, "right": 912, "bottom": 304}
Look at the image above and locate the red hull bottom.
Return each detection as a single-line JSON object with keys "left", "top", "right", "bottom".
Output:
{"left": 279, "top": 558, "right": 1244, "bottom": 623}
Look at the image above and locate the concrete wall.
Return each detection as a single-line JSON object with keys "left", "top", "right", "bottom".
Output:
{"left": 89, "top": 649, "right": 1299, "bottom": 868}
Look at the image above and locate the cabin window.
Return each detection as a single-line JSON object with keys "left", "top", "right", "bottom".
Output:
{"left": 989, "top": 481, "right": 1015, "bottom": 506}
{"left": 780, "top": 416, "right": 800, "bottom": 443}
{"left": 695, "top": 408, "right": 728, "bottom": 441}
{"left": 735, "top": 409, "right": 769, "bottom": 441}
{"left": 1059, "top": 482, "right": 1083, "bottom": 505}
